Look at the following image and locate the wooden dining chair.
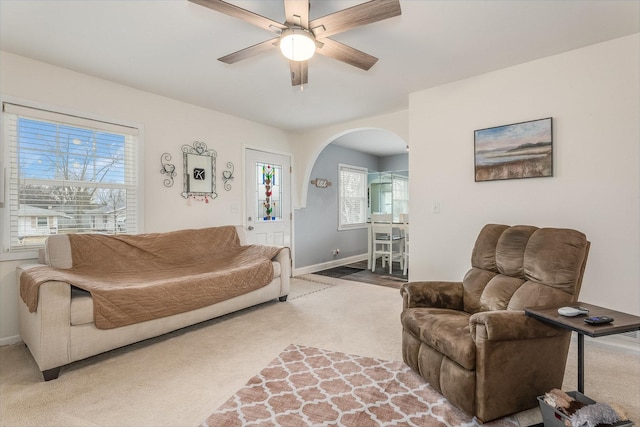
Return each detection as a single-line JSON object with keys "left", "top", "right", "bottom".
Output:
{"left": 370, "top": 213, "right": 404, "bottom": 274}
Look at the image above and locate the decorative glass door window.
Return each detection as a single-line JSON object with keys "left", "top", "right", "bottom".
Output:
{"left": 256, "top": 162, "right": 282, "bottom": 222}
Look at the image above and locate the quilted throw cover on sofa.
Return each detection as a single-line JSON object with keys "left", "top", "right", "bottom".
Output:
{"left": 20, "top": 226, "right": 284, "bottom": 329}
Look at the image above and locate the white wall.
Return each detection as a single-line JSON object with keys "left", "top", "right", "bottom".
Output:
{"left": 0, "top": 51, "right": 293, "bottom": 344}
{"left": 408, "top": 34, "right": 640, "bottom": 315}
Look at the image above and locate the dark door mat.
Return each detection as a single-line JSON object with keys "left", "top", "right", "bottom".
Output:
{"left": 313, "top": 266, "right": 364, "bottom": 278}
{"left": 314, "top": 260, "right": 407, "bottom": 289}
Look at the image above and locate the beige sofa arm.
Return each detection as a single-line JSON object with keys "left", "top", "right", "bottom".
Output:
{"left": 17, "top": 265, "right": 72, "bottom": 376}
{"left": 273, "top": 247, "right": 291, "bottom": 299}
{"left": 470, "top": 310, "right": 567, "bottom": 342}
{"left": 400, "top": 281, "right": 464, "bottom": 310}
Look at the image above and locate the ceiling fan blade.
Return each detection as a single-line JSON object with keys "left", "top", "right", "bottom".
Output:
{"left": 189, "top": 0, "right": 286, "bottom": 34}
{"left": 309, "top": 0, "right": 401, "bottom": 40}
{"left": 290, "top": 60, "right": 308, "bottom": 86}
{"left": 284, "top": 0, "right": 309, "bottom": 28}
{"left": 315, "top": 38, "right": 378, "bottom": 71}
{"left": 218, "top": 38, "right": 279, "bottom": 64}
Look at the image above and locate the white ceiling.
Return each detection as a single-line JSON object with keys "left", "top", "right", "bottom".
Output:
{"left": 1, "top": 0, "right": 638, "bottom": 157}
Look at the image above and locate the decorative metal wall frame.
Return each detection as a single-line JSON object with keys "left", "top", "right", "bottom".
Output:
{"left": 160, "top": 153, "right": 176, "bottom": 187}
{"left": 181, "top": 141, "right": 217, "bottom": 200}
{"left": 222, "top": 162, "right": 234, "bottom": 191}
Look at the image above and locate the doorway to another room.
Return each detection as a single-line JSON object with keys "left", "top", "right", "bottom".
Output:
{"left": 295, "top": 127, "right": 409, "bottom": 286}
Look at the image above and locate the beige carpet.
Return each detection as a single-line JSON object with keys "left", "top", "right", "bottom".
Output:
{"left": 201, "top": 344, "right": 518, "bottom": 427}
{"left": 1, "top": 275, "right": 638, "bottom": 427}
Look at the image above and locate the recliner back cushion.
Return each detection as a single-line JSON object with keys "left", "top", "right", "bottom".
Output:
{"left": 463, "top": 224, "right": 589, "bottom": 314}
{"left": 506, "top": 281, "right": 575, "bottom": 311}
{"left": 522, "top": 228, "right": 589, "bottom": 292}
{"left": 480, "top": 275, "right": 526, "bottom": 311}
{"left": 496, "top": 225, "right": 539, "bottom": 277}
{"left": 470, "top": 224, "right": 508, "bottom": 272}
{"left": 463, "top": 268, "right": 498, "bottom": 313}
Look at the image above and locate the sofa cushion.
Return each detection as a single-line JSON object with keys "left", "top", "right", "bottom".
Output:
{"left": 401, "top": 308, "right": 475, "bottom": 370}
{"left": 70, "top": 287, "right": 93, "bottom": 326}
{"left": 22, "top": 227, "right": 285, "bottom": 330}
{"left": 68, "top": 261, "right": 283, "bottom": 327}
{"left": 45, "top": 234, "right": 73, "bottom": 269}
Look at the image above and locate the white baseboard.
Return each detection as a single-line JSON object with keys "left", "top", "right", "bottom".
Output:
{"left": 0, "top": 335, "right": 22, "bottom": 347}
{"left": 575, "top": 332, "right": 640, "bottom": 353}
{"left": 293, "top": 254, "right": 368, "bottom": 277}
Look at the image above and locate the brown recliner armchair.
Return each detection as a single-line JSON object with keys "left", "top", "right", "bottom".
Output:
{"left": 400, "top": 224, "right": 590, "bottom": 422}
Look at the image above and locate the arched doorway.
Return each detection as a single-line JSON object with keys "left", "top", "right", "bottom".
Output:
{"left": 294, "top": 127, "right": 408, "bottom": 275}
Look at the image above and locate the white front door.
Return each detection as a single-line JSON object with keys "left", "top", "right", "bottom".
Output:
{"left": 244, "top": 148, "right": 291, "bottom": 247}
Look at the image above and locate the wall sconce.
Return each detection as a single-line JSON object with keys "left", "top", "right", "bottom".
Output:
{"left": 311, "top": 178, "right": 332, "bottom": 188}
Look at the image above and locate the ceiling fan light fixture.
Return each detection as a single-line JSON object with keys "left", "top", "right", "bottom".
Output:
{"left": 279, "top": 28, "right": 316, "bottom": 61}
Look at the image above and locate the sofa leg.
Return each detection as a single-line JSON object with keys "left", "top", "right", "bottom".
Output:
{"left": 42, "top": 367, "right": 61, "bottom": 381}
{"left": 279, "top": 295, "right": 288, "bottom": 302}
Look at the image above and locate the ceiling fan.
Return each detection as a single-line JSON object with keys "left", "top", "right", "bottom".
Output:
{"left": 188, "top": 0, "right": 402, "bottom": 86}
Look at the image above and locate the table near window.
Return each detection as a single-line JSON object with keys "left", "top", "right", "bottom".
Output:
{"left": 366, "top": 216, "right": 408, "bottom": 271}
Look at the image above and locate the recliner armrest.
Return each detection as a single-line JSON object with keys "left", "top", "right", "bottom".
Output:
{"left": 470, "top": 310, "right": 567, "bottom": 342}
{"left": 400, "top": 281, "right": 464, "bottom": 310}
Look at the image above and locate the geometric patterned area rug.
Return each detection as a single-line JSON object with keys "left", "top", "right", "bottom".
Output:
{"left": 200, "top": 344, "right": 519, "bottom": 427}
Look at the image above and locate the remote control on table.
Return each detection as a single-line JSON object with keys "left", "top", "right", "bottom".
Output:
{"left": 584, "top": 316, "right": 614, "bottom": 325}
{"left": 558, "top": 306, "right": 589, "bottom": 316}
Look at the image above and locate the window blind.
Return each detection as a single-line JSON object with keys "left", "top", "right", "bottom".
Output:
{"left": 338, "top": 164, "right": 368, "bottom": 230}
{"left": 392, "top": 176, "right": 409, "bottom": 222}
{"left": 2, "top": 102, "right": 139, "bottom": 252}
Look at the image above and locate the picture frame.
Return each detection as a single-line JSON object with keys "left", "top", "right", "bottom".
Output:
{"left": 474, "top": 117, "right": 553, "bottom": 182}
{"left": 181, "top": 141, "right": 217, "bottom": 199}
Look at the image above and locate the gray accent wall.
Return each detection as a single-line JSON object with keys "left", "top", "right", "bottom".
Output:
{"left": 294, "top": 145, "right": 407, "bottom": 269}
{"left": 380, "top": 153, "right": 408, "bottom": 172}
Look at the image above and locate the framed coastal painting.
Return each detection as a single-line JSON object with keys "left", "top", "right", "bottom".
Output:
{"left": 474, "top": 117, "right": 553, "bottom": 182}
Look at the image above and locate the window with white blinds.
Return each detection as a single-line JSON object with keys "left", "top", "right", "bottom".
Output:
{"left": 392, "top": 176, "right": 409, "bottom": 222}
{"left": 2, "top": 102, "right": 140, "bottom": 252}
{"left": 338, "top": 164, "right": 368, "bottom": 230}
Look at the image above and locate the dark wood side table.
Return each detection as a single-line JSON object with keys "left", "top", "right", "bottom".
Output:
{"left": 525, "top": 302, "right": 640, "bottom": 393}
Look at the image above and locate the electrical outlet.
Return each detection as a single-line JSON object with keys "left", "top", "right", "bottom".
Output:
{"left": 432, "top": 202, "right": 440, "bottom": 214}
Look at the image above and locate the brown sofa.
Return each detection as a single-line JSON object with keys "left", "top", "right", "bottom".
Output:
{"left": 17, "top": 225, "right": 290, "bottom": 381}
{"left": 400, "top": 224, "right": 590, "bottom": 422}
